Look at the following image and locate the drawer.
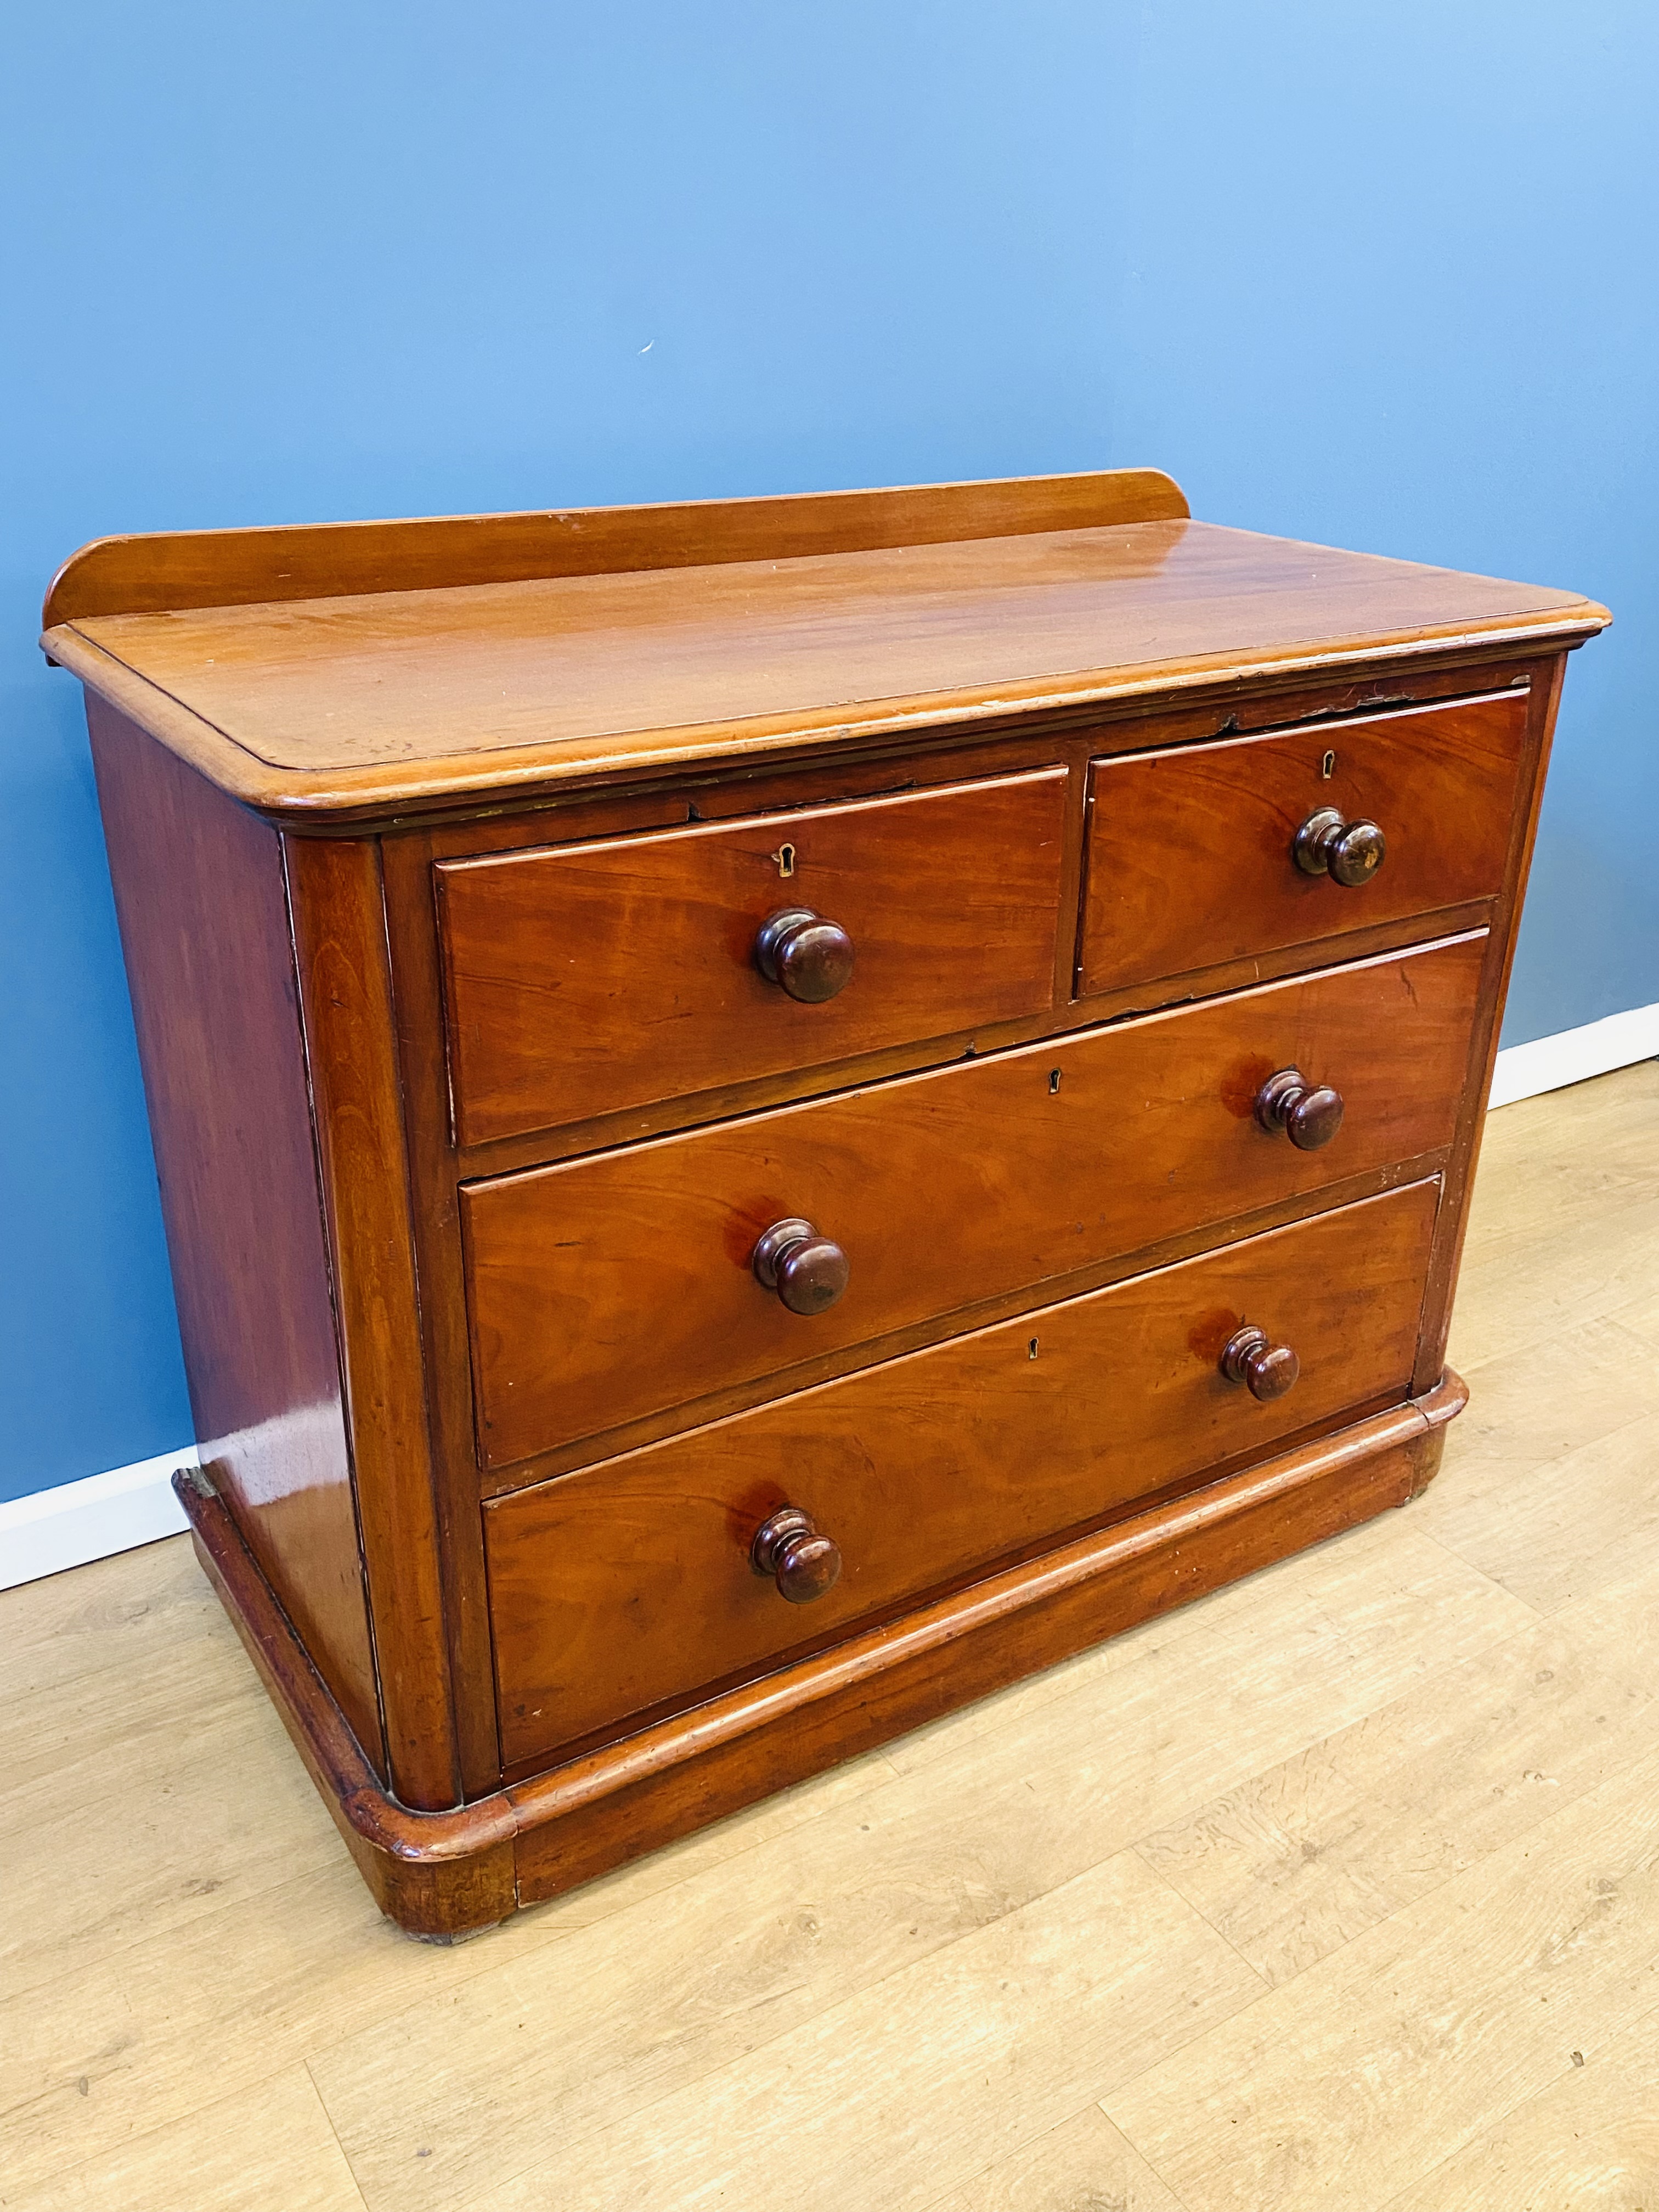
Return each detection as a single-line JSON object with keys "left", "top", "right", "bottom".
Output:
{"left": 436, "top": 768, "right": 1068, "bottom": 1146}
{"left": 461, "top": 930, "right": 1484, "bottom": 1469}
{"left": 484, "top": 1178, "right": 1441, "bottom": 1767}
{"left": 1079, "top": 691, "right": 1528, "bottom": 1001}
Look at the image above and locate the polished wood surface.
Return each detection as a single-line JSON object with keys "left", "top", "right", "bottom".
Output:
{"left": 84, "top": 701, "right": 383, "bottom": 1770}
{"left": 752, "top": 906, "right": 857, "bottom": 1002}
{"left": 751, "top": 1217, "right": 852, "bottom": 1316}
{"left": 43, "top": 465, "right": 1190, "bottom": 622}
{"left": 483, "top": 1180, "right": 1440, "bottom": 1768}
{"left": 44, "top": 502, "right": 1604, "bottom": 821}
{"left": 55, "top": 469, "right": 1600, "bottom": 1933}
{"left": 438, "top": 769, "right": 1068, "bottom": 1146}
{"left": 1080, "top": 690, "right": 1530, "bottom": 998}
{"left": 7, "top": 1068, "right": 1656, "bottom": 2212}
{"left": 750, "top": 1506, "right": 844, "bottom": 1604}
{"left": 1291, "top": 803, "right": 1387, "bottom": 886}
{"left": 461, "top": 934, "right": 1482, "bottom": 1468}
{"left": 283, "top": 838, "right": 460, "bottom": 1810}
{"left": 1220, "top": 1323, "right": 1301, "bottom": 1402}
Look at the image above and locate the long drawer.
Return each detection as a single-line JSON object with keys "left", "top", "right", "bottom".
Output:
{"left": 484, "top": 1178, "right": 1441, "bottom": 1768}
{"left": 436, "top": 767, "right": 1069, "bottom": 1146}
{"left": 1080, "top": 690, "right": 1528, "bottom": 1001}
{"left": 461, "top": 931, "right": 1484, "bottom": 1468}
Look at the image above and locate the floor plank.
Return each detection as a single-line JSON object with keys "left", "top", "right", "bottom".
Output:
{"left": 1378, "top": 1997, "right": 1659, "bottom": 2210}
{"left": 465, "top": 1848, "right": 1262, "bottom": 2212}
{"left": 0, "top": 1625, "right": 349, "bottom": 2002}
{"left": 1425, "top": 1411, "right": 1659, "bottom": 1615}
{"left": 927, "top": 2103, "right": 1190, "bottom": 2212}
{"left": 0, "top": 1535, "right": 219, "bottom": 1702}
{"left": 1102, "top": 1741, "right": 1659, "bottom": 2212}
{"left": 1444, "top": 1063, "right": 1659, "bottom": 1373}
{"left": 1136, "top": 1614, "right": 1659, "bottom": 1985}
{"left": 0, "top": 1746, "right": 901, "bottom": 2200}
{"left": 3, "top": 2065, "right": 367, "bottom": 2212}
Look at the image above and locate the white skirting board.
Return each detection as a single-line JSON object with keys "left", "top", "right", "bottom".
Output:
{"left": 1486, "top": 999, "right": 1659, "bottom": 1110}
{"left": 1, "top": 1448, "right": 197, "bottom": 1593}
{"left": 2, "top": 1003, "right": 1655, "bottom": 1594}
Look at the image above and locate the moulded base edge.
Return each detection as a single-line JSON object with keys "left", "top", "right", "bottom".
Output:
{"left": 174, "top": 1369, "right": 1467, "bottom": 1940}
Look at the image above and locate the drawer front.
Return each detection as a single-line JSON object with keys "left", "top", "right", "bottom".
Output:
{"left": 1079, "top": 691, "right": 1528, "bottom": 1000}
{"left": 462, "top": 931, "right": 1483, "bottom": 1469}
{"left": 485, "top": 1179, "right": 1440, "bottom": 1767}
{"left": 437, "top": 768, "right": 1068, "bottom": 1146}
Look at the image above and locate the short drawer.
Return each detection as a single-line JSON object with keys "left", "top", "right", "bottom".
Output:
{"left": 436, "top": 768, "right": 1068, "bottom": 1146}
{"left": 1079, "top": 690, "right": 1528, "bottom": 1001}
{"left": 461, "top": 930, "right": 1483, "bottom": 1469}
{"left": 484, "top": 1177, "right": 1440, "bottom": 1767}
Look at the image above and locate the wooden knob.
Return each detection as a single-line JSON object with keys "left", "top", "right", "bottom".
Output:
{"left": 752, "top": 1217, "right": 850, "bottom": 1315}
{"left": 754, "top": 907, "right": 855, "bottom": 1002}
{"left": 1254, "top": 1066, "right": 1345, "bottom": 1151}
{"left": 1293, "top": 806, "right": 1387, "bottom": 887}
{"left": 751, "top": 1506, "right": 842, "bottom": 1603}
{"left": 1221, "top": 1324, "right": 1301, "bottom": 1402}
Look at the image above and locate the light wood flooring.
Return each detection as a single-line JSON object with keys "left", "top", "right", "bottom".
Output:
{"left": 4, "top": 1061, "right": 1658, "bottom": 2211}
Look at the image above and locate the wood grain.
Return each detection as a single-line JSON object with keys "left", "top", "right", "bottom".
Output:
{"left": 462, "top": 932, "right": 1483, "bottom": 1468}
{"left": 483, "top": 1181, "right": 1441, "bottom": 1767}
{"left": 394, "top": 1848, "right": 1272, "bottom": 2212}
{"left": 437, "top": 767, "right": 1068, "bottom": 1146}
{"left": 376, "top": 833, "right": 505, "bottom": 1797}
{"left": 1080, "top": 689, "right": 1530, "bottom": 996}
{"left": 928, "top": 2102, "right": 1192, "bottom": 2212}
{"left": 44, "top": 514, "right": 1604, "bottom": 821}
{"left": 0, "top": 1587, "right": 350, "bottom": 2006}
{"left": 1380, "top": 2011, "right": 1659, "bottom": 2211}
{"left": 1137, "top": 1616, "right": 1659, "bottom": 1985}
{"left": 42, "top": 465, "right": 1191, "bottom": 622}
{"left": 283, "top": 838, "right": 459, "bottom": 1810}
{"left": 1438, "top": 1056, "right": 1659, "bottom": 1373}
{"left": 1102, "top": 1740, "right": 1659, "bottom": 2212}
{"left": 0, "top": 1531, "right": 218, "bottom": 1702}
{"left": 84, "top": 699, "right": 382, "bottom": 1768}
{"left": 3, "top": 2066, "right": 369, "bottom": 2212}
{"left": 181, "top": 1476, "right": 516, "bottom": 1938}
{"left": 1424, "top": 1410, "right": 1659, "bottom": 1618}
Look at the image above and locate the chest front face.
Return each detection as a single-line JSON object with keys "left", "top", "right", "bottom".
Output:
{"left": 58, "top": 475, "right": 1603, "bottom": 1934}
{"left": 375, "top": 660, "right": 1539, "bottom": 1792}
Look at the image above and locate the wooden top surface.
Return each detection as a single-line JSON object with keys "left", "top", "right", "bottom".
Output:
{"left": 43, "top": 472, "right": 1607, "bottom": 822}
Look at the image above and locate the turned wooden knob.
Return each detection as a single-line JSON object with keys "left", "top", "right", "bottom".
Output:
{"left": 1221, "top": 1323, "right": 1301, "bottom": 1402}
{"left": 752, "top": 1217, "right": 850, "bottom": 1315}
{"left": 754, "top": 906, "right": 855, "bottom": 1002}
{"left": 751, "top": 1506, "right": 842, "bottom": 1602}
{"left": 1293, "top": 806, "right": 1387, "bottom": 887}
{"left": 1254, "top": 1066, "right": 1345, "bottom": 1150}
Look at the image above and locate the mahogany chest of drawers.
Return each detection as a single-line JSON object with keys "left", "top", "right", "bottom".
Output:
{"left": 46, "top": 470, "right": 1607, "bottom": 1936}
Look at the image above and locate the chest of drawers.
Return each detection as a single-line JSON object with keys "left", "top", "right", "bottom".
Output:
{"left": 45, "top": 469, "right": 1607, "bottom": 1936}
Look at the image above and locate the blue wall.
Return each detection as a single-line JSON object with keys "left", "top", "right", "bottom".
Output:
{"left": 3, "top": 2, "right": 1654, "bottom": 1505}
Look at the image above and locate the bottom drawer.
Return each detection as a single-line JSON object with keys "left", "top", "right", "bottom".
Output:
{"left": 485, "top": 1178, "right": 1440, "bottom": 1770}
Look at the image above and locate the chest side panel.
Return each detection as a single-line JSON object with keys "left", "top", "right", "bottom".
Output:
{"left": 86, "top": 698, "right": 384, "bottom": 1773}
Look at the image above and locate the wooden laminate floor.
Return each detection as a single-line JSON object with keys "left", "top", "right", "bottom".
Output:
{"left": 4, "top": 1062, "right": 1658, "bottom": 2211}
